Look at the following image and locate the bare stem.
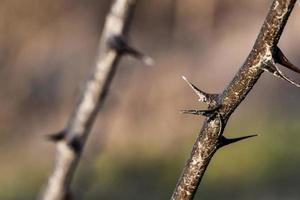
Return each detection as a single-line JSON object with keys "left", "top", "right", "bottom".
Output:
{"left": 40, "top": 0, "right": 138, "bottom": 200}
{"left": 171, "top": 0, "right": 298, "bottom": 199}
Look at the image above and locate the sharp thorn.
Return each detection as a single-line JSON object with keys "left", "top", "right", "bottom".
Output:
{"left": 181, "top": 106, "right": 220, "bottom": 118}
{"left": 181, "top": 76, "right": 211, "bottom": 103}
{"left": 274, "top": 46, "right": 300, "bottom": 74}
{"left": 181, "top": 109, "right": 210, "bottom": 117}
{"left": 219, "top": 134, "right": 258, "bottom": 148}
{"left": 263, "top": 61, "right": 300, "bottom": 88}
{"left": 46, "top": 130, "right": 65, "bottom": 142}
{"left": 276, "top": 71, "right": 300, "bottom": 88}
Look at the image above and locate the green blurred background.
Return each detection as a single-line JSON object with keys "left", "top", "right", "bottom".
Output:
{"left": 1, "top": 0, "right": 300, "bottom": 199}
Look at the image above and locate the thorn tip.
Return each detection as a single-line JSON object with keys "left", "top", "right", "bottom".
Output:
{"left": 219, "top": 134, "right": 257, "bottom": 148}
{"left": 181, "top": 76, "right": 212, "bottom": 103}
{"left": 143, "top": 56, "right": 155, "bottom": 66}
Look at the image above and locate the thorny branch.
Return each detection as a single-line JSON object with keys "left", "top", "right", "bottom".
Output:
{"left": 171, "top": 0, "right": 299, "bottom": 199}
{"left": 40, "top": 0, "right": 152, "bottom": 199}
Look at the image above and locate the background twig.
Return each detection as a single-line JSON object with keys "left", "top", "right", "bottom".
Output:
{"left": 40, "top": 0, "right": 142, "bottom": 199}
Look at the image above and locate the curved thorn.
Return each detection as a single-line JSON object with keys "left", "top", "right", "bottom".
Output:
{"left": 219, "top": 134, "right": 258, "bottom": 148}
{"left": 275, "top": 66, "right": 300, "bottom": 87}
{"left": 274, "top": 46, "right": 300, "bottom": 74}
{"left": 182, "top": 76, "right": 213, "bottom": 103}
{"left": 263, "top": 61, "right": 300, "bottom": 88}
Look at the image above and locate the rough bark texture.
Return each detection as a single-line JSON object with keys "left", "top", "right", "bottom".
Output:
{"left": 40, "top": 0, "right": 137, "bottom": 200}
{"left": 171, "top": 0, "right": 297, "bottom": 199}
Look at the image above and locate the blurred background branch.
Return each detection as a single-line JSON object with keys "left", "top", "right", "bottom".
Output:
{"left": 40, "top": 0, "right": 140, "bottom": 199}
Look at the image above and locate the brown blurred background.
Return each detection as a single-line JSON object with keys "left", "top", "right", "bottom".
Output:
{"left": 1, "top": 0, "right": 300, "bottom": 199}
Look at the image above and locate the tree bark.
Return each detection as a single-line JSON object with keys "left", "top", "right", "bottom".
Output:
{"left": 171, "top": 0, "right": 298, "bottom": 199}
{"left": 40, "top": 1, "right": 139, "bottom": 199}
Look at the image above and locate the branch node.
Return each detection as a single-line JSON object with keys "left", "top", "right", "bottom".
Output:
{"left": 218, "top": 134, "right": 258, "bottom": 148}
{"left": 182, "top": 76, "right": 218, "bottom": 104}
{"left": 108, "top": 35, "right": 154, "bottom": 66}
{"left": 68, "top": 136, "right": 82, "bottom": 153}
{"left": 47, "top": 131, "right": 82, "bottom": 153}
